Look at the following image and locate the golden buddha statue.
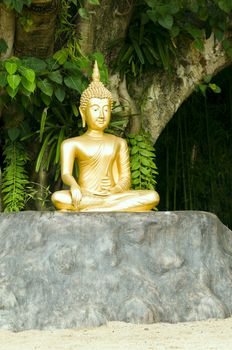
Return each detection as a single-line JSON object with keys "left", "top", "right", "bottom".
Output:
{"left": 52, "top": 61, "right": 159, "bottom": 211}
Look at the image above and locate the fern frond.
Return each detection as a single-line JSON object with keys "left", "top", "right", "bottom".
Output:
{"left": 2, "top": 141, "right": 30, "bottom": 212}
{"left": 127, "top": 132, "right": 158, "bottom": 191}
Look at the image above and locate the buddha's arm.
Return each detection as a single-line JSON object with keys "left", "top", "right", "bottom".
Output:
{"left": 112, "top": 138, "right": 131, "bottom": 193}
{"left": 61, "top": 140, "right": 80, "bottom": 190}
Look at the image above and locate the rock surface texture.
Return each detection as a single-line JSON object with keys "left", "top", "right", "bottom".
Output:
{"left": 0, "top": 211, "right": 232, "bottom": 331}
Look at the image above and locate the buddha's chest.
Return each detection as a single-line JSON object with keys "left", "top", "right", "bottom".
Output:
{"left": 76, "top": 140, "right": 117, "bottom": 162}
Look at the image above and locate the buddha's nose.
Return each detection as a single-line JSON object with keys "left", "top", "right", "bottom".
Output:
{"left": 99, "top": 109, "right": 105, "bottom": 119}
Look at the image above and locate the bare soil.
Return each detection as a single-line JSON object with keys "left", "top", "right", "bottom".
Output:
{"left": 1, "top": 317, "right": 232, "bottom": 350}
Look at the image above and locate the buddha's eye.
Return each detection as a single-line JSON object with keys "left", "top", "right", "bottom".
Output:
{"left": 91, "top": 106, "right": 99, "bottom": 112}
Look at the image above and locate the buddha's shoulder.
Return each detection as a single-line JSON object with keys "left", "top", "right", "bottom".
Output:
{"left": 107, "top": 134, "right": 128, "bottom": 145}
{"left": 61, "top": 136, "right": 82, "bottom": 148}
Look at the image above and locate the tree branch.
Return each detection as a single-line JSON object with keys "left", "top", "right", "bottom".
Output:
{"left": 132, "top": 34, "right": 232, "bottom": 142}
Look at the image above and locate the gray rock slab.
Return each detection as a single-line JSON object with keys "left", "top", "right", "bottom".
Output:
{"left": 0, "top": 211, "right": 232, "bottom": 331}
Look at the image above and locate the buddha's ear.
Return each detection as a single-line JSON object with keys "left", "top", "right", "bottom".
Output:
{"left": 79, "top": 107, "right": 86, "bottom": 128}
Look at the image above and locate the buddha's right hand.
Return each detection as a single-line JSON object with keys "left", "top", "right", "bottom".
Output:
{"left": 70, "top": 186, "right": 82, "bottom": 209}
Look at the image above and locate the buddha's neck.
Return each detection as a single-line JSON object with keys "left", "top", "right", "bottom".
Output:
{"left": 86, "top": 129, "right": 105, "bottom": 138}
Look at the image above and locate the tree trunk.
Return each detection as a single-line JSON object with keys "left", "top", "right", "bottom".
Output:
{"left": 0, "top": 4, "right": 15, "bottom": 60}
{"left": 14, "top": 0, "right": 58, "bottom": 58}
{"left": 78, "top": 0, "right": 134, "bottom": 63}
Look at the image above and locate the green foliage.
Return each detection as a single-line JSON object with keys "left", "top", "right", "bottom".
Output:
{"left": 26, "top": 182, "right": 51, "bottom": 208}
{"left": 114, "top": 0, "right": 232, "bottom": 79}
{"left": 114, "top": 18, "right": 175, "bottom": 77}
{"left": 2, "top": 140, "right": 30, "bottom": 212}
{"left": 2, "top": 0, "right": 32, "bottom": 12}
{"left": 0, "top": 51, "right": 109, "bottom": 190}
{"left": 56, "top": 0, "right": 101, "bottom": 58}
{"left": 197, "top": 75, "right": 221, "bottom": 96}
{"left": 127, "top": 132, "right": 158, "bottom": 190}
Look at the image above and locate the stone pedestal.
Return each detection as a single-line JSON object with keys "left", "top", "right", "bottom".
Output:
{"left": 0, "top": 211, "right": 232, "bottom": 331}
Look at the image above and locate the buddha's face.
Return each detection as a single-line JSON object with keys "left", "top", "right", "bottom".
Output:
{"left": 83, "top": 98, "right": 111, "bottom": 131}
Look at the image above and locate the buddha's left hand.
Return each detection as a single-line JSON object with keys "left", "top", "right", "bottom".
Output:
{"left": 100, "top": 176, "right": 112, "bottom": 193}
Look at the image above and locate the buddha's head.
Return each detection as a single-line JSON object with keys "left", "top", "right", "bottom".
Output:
{"left": 79, "top": 61, "right": 113, "bottom": 131}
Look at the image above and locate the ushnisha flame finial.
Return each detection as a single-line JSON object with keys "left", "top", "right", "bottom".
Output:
{"left": 80, "top": 60, "right": 113, "bottom": 111}
{"left": 92, "top": 60, "right": 100, "bottom": 82}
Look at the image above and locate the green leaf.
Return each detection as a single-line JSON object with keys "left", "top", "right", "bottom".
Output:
{"left": 21, "top": 95, "right": 30, "bottom": 109}
{"left": 209, "top": 83, "right": 221, "bottom": 93}
{"left": 6, "top": 86, "right": 18, "bottom": 98}
{"left": 8, "top": 128, "right": 20, "bottom": 142}
{"left": 141, "top": 167, "right": 150, "bottom": 176}
{"left": 140, "top": 149, "right": 154, "bottom": 157}
{"left": 53, "top": 49, "right": 69, "bottom": 65}
{"left": 7, "top": 74, "right": 21, "bottom": 89}
{"left": 5, "top": 61, "right": 18, "bottom": 75}
{"left": 18, "top": 66, "right": 35, "bottom": 83}
{"left": 0, "top": 72, "right": 7, "bottom": 87}
{"left": 141, "top": 157, "right": 151, "bottom": 167}
{"left": 48, "top": 71, "right": 63, "bottom": 85}
{"left": 13, "top": 1, "right": 24, "bottom": 13}
{"left": 37, "top": 79, "right": 53, "bottom": 97}
{"left": 158, "top": 15, "right": 173, "bottom": 30}
{"left": 91, "top": 52, "right": 104, "bottom": 66}
{"left": 187, "top": 26, "right": 204, "bottom": 39}
{"left": 35, "top": 132, "right": 52, "bottom": 172}
{"left": 40, "top": 93, "right": 51, "bottom": 106}
{"left": 55, "top": 87, "right": 65, "bottom": 102}
{"left": 55, "top": 128, "right": 65, "bottom": 164}
{"left": 21, "top": 77, "right": 36, "bottom": 93}
{"left": 63, "top": 61, "right": 80, "bottom": 72}
{"left": 214, "top": 29, "right": 224, "bottom": 42}
{"left": 132, "top": 178, "right": 140, "bottom": 185}
{"left": 146, "top": 45, "right": 159, "bottom": 60}
{"left": 131, "top": 39, "right": 145, "bottom": 64}
{"left": 121, "top": 46, "right": 134, "bottom": 63}
{"left": 131, "top": 161, "right": 140, "bottom": 170}
{"left": 222, "top": 39, "right": 230, "bottom": 50}
{"left": 226, "top": 47, "right": 232, "bottom": 59}
{"left": 218, "top": 0, "right": 232, "bottom": 13}
{"left": 40, "top": 107, "right": 49, "bottom": 142}
{"left": 71, "top": 103, "right": 79, "bottom": 117}
{"left": 78, "top": 8, "right": 89, "bottom": 19}
{"left": 46, "top": 58, "right": 60, "bottom": 71}
{"left": 87, "top": 0, "right": 100, "bottom": 4}
{"left": 131, "top": 146, "right": 139, "bottom": 155}
{"left": 64, "top": 76, "right": 82, "bottom": 93}
{"left": 194, "top": 39, "right": 204, "bottom": 52}
{"left": 131, "top": 170, "right": 140, "bottom": 179}
{"left": 21, "top": 57, "right": 47, "bottom": 72}
{"left": 198, "top": 84, "right": 207, "bottom": 96}
{"left": 170, "top": 26, "right": 180, "bottom": 38}
{"left": 203, "top": 75, "right": 212, "bottom": 84}
{"left": 45, "top": 142, "right": 56, "bottom": 171}
{"left": 188, "top": 1, "right": 198, "bottom": 12}
{"left": 0, "top": 38, "right": 8, "bottom": 54}
{"left": 147, "top": 10, "right": 158, "bottom": 23}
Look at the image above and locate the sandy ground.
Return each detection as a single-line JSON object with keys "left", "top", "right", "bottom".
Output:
{"left": 1, "top": 318, "right": 232, "bottom": 350}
